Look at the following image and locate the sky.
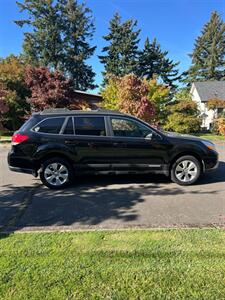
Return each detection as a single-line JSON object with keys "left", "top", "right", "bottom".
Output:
{"left": 0, "top": 0, "right": 224, "bottom": 92}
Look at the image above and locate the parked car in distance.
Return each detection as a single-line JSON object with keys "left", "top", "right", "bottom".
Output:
{"left": 8, "top": 108, "right": 219, "bottom": 189}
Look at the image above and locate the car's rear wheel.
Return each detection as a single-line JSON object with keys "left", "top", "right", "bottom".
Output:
{"left": 40, "top": 157, "right": 73, "bottom": 189}
{"left": 171, "top": 155, "right": 201, "bottom": 186}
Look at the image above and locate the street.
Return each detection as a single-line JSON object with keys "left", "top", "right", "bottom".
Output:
{"left": 1, "top": 143, "right": 225, "bottom": 231}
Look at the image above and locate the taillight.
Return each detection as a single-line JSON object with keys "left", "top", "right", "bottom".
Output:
{"left": 12, "top": 133, "right": 29, "bottom": 145}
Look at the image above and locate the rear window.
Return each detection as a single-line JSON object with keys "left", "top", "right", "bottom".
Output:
{"left": 74, "top": 117, "right": 106, "bottom": 136}
{"left": 33, "top": 117, "right": 65, "bottom": 134}
{"left": 19, "top": 117, "right": 38, "bottom": 132}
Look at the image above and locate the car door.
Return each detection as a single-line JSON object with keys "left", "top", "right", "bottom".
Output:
{"left": 108, "top": 116, "right": 169, "bottom": 172}
{"left": 63, "top": 115, "right": 114, "bottom": 171}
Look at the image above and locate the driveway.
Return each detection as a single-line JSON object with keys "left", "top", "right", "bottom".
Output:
{"left": 0, "top": 142, "right": 225, "bottom": 231}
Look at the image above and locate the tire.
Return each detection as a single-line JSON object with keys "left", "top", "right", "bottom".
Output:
{"left": 170, "top": 155, "right": 201, "bottom": 186}
{"left": 40, "top": 157, "right": 73, "bottom": 189}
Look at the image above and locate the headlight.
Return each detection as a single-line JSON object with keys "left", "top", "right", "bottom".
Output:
{"left": 201, "top": 140, "right": 216, "bottom": 151}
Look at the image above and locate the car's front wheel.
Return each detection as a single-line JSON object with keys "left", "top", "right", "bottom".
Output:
{"left": 171, "top": 155, "right": 201, "bottom": 186}
{"left": 40, "top": 157, "right": 73, "bottom": 189}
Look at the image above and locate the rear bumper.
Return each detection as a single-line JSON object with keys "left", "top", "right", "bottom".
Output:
{"left": 8, "top": 150, "right": 38, "bottom": 177}
{"left": 9, "top": 166, "right": 37, "bottom": 176}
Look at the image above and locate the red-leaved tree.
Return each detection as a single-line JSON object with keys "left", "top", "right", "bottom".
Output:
{"left": 118, "top": 75, "right": 156, "bottom": 122}
{"left": 102, "top": 74, "right": 156, "bottom": 123}
{"left": 25, "top": 67, "right": 88, "bottom": 111}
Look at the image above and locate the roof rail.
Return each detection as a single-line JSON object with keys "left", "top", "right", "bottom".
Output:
{"left": 40, "top": 108, "right": 70, "bottom": 114}
{"left": 96, "top": 108, "right": 119, "bottom": 112}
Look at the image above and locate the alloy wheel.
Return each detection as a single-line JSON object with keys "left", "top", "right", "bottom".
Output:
{"left": 44, "top": 162, "right": 69, "bottom": 186}
{"left": 175, "top": 160, "right": 198, "bottom": 183}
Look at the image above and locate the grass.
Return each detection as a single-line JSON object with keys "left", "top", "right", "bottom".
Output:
{"left": 0, "top": 230, "right": 225, "bottom": 300}
{"left": 0, "top": 136, "right": 11, "bottom": 142}
{"left": 193, "top": 133, "right": 225, "bottom": 141}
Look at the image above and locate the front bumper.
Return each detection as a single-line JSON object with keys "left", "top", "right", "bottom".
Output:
{"left": 202, "top": 150, "right": 219, "bottom": 172}
{"left": 204, "top": 159, "right": 219, "bottom": 172}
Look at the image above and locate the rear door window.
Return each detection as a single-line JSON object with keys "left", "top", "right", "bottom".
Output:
{"left": 34, "top": 117, "right": 65, "bottom": 134}
{"left": 63, "top": 117, "right": 74, "bottom": 135}
{"left": 74, "top": 116, "right": 106, "bottom": 136}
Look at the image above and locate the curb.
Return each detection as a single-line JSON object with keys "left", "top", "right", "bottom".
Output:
{"left": 1, "top": 224, "right": 224, "bottom": 234}
{"left": 0, "top": 140, "right": 11, "bottom": 144}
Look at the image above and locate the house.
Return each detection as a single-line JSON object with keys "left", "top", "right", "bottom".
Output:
{"left": 74, "top": 90, "right": 103, "bottom": 109}
{"left": 190, "top": 81, "right": 225, "bottom": 130}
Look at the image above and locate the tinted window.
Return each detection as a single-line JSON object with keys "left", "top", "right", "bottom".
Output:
{"left": 74, "top": 117, "right": 106, "bottom": 136}
{"left": 63, "top": 117, "right": 74, "bottom": 135}
{"left": 111, "top": 117, "right": 152, "bottom": 138}
{"left": 19, "top": 117, "right": 37, "bottom": 132}
{"left": 34, "top": 117, "right": 65, "bottom": 134}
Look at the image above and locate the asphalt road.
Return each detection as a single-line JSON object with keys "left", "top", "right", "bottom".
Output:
{"left": 0, "top": 143, "right": 225, "bottom": 231}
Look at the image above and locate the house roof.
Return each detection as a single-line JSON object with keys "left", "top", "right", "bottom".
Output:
{"left": 74, "top": 90, "right": 102, "bottom": 98}
{"left": 191, "top": 81, "right": 225, "bottom": 102}
{"left": 72, "top": 90, "right": 103, "bottom": 108}
{"left": 73, "top": 90, "right": 102, "bottom": 102}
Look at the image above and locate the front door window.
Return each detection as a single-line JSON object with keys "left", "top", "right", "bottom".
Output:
{"left": 110, "top": 117, "right": 152, "bottom": 138}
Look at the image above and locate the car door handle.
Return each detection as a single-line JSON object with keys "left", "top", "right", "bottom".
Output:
{"left": 65, "top": 140, "right": 78, "bottom": 145}
{"left": 113, "top": 142, "right": 127, "bottom": 147}
{"left": 88, "top": 142, "right": 97, "bottom": 149}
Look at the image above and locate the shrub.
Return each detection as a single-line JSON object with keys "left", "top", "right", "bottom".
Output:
{"left": 206, "top": 99, "right": 225, "bottom": 110}
{"left": 164, "top": 113, "right": 201, "bottom": 133}
{"left": 212, "top": 118, "right": 225, "bottom": 135}
{"left": 164, "top": 100, "right": 201, "bottom": 133}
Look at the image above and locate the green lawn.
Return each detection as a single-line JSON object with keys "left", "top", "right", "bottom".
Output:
{"left": 193, "top": 133, "right": 225, "bottom": 141}
{"left": 0, "top": 230, "right": 225, "bottom": 300}
{"left": 0, "top": 136, "right": 11, "bottom": 142}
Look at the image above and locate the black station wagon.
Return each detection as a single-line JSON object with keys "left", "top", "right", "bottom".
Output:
{"left": 8, "top": 109, "right": 219, "bottom": 189}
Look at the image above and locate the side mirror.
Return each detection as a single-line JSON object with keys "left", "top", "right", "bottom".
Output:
{"left": 145, "top": 132, "right": 162, "bottom": 141}
{"left": 145, "top": 133, "right": 153, "bottom": 140}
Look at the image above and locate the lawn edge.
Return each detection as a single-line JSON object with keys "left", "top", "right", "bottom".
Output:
{"left": 1, "top": 226, "right": 224, "bottom": 235}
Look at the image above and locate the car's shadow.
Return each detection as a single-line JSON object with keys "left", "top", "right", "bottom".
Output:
{"left": 198, "top": 161, "right": 225, "bottom": 184}
{"left": 1, "top": 161, "right": 224, "bottom": 233}
{"left": 71, "top": 160, "right": 225, "bottom": 187}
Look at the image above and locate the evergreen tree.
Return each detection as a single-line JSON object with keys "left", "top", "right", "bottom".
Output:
{"left": 137, "top": 38, "right": 181, "bottom": 88}
{"left": 187, "top": 11, "right": 225, "bottom": 81}
{"left": 99, "top": 13, "right": 140, "bottom": 79}
{"left": 15, "top": 0, "right": 62, "bottom": 69}
{"left": 58, "top": 0, "right": 96, "bottom": 90}
{"left": 15, "top": 0, "right": 96, "bottom": 90}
